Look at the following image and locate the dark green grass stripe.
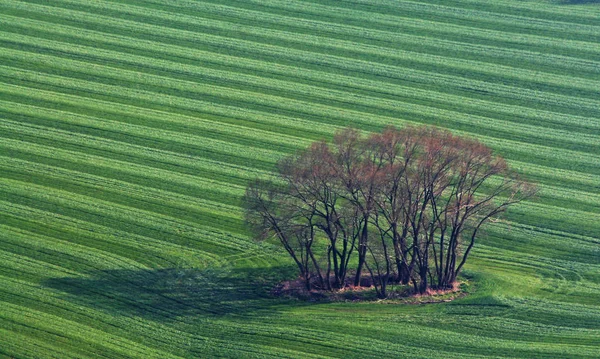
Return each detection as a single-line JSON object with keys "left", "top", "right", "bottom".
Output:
{"left": 0, "top": 136, "right": 265, "bottom": 215}
{"left": 2, "top": 95, "right": 599, "bottom": 188}
{"left": 0, "top": 250, "right": 80, "bottom": 279}
{"left": 0, "top": 202, "right": 222, "bottom": 269}
{"left": 411, "top": 0, "right": 600, "bottom": 25}
{"left": 283, "top": 0, "right": 600, "bottom": 42}
{"left": 3, "top": 128, "right": 596, "bottom": 258}
{"left": 0, "top": 200, "right": 225, "bottom": 269}
{"left": 6, "top": 1, "right": 600, "bottom": 102}
{"left": 482, "top": 225, "right": 599, "bottom": 266}
{"left": 532, "top": 183, "right": 600, "bottom": 215}
{"left": 3, "top": 3, "right": 600, "bottom": 108}
{"left": 179, "top": 0, "right": 600, "bottom": 58}
{"left": 0, "top": 180, "right": 244, "bottom": 255}
{"left": 0, "top": 280, "right": 214, "bottom": 359}
{"left": 2, "top": 98, "right": 599, "bottom": 188}
{"left": 2, "top": 17, "right": 599, "bottom": 121}
{"left": 104, "top": 0, "right": 600, "bottom": 78}
{"left": 1, "top": 32, "right": 597, "bottom": 144}
{"left": 0, "top": 123, "right": 255, "bottom": 202}
{"left": 7, "top": 118, "right": 600, "bottom": 219}
{"left": 11, "top": 0, "right": 600, "bottom": 62}
{"left": 2, "top": 69, "right": 599, "bottom": 177}
{"left": 271, "top": 309, "right": 600, "bottom": 358}
{"left": 504, "top": 201, "right": 600, "bottom": 240}
{"left": 1, "top": 57, "right": 598, "bottom": 158}
{"left": 121, "top": 0, "right": 600, "bottom": 41}
{"left": 0, "top": 299, "right": 185, "bottom": 359}
{"left": 8, "top": 0, "right": 600, "bottom": 81}
{"left": 1, "top": 277, "right": 349, "bottom": 359}
{"left": 0, "top": 213, "right": 177, "bottom": 269}
{"left": 1, "top": 43, "right": 598, "bottom": 156}
{"left": 3, "top": 137, "right": 597, "bottom": 265}
{"left": 1, "top": 30, "right": 598, "bottom": 124}
{"left": 0, "top": 327, "right": 93, "bottom": 359}
{"left": 510, "top": 161, "right": 600, "bottom": 196}
{"left": 0, "top": 154, "right": 243, "bottom": 220}
{"left": 0, "top": 159, "right": 246, "bottom": 236}
{"left": 1, "top": 19, "right": 599, "bottom": 137}
{"left": 0, "top": 110, "right": 278, "bottom": 175}
{"left": 3, "top": 56, "right": 600, "bottom": 162}
{"left": 0, "top": 227, "right": 147, "bottom": 277}
{"left": 0, "top": 77, "right": 303, "bottom": 155}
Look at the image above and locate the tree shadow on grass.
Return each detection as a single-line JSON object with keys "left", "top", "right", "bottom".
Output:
{"left": 43, "top": 265, "right": 301, "bottom": 322}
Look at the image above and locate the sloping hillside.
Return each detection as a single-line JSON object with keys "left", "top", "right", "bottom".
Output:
{"left": 0, "top": 0, "right": 599, "bottom": 357}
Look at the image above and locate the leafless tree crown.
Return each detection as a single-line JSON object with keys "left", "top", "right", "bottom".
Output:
{"left": 244, "top": 125, "right": 536, "bottom": 298}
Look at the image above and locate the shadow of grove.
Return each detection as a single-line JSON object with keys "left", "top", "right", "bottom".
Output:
{"left": 44, "top": 265, "right": 298, "bottom": 322}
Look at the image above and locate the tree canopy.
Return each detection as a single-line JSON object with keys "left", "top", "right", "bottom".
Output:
{"left": 244, "top": 125, "right": 536, "bottom": 298}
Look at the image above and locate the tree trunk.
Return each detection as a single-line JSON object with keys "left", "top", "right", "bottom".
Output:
{"left": 353, "top": 219, "right": 369, "bottom": 286}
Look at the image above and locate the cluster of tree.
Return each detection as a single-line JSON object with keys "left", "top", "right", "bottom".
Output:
{"left": 244, "top": 125, "right": 536, "bottom": 298}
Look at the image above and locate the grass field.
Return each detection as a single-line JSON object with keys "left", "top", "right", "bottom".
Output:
{"left": 1, "top": 0, "right": 599, "bottom": 357}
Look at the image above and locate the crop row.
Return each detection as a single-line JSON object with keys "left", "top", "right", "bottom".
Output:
{"left": 3, "top": 15, "right": 599, "bottom": 137}
{"left": 4, "top": 1, "right": 600, "bottom": 103}
{"left": 3, "top": 4, "right": 600, "bottom": 119}
{"left": 2, "top": 61, "right": 599, "bottom": 179}
{"left": 2, "top": 42, "right": 599, "bottom": 157}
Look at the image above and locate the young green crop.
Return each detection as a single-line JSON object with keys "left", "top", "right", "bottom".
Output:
{"left": 0, "top": 0, "right": 599, "bottom": 358}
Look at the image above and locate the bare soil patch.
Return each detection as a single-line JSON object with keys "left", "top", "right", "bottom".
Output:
{"left": 271, "top": 276, "right": 469, "bottom": 304}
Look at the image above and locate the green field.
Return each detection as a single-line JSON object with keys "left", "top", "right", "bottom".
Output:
{"left": 1, "top": 0, "right": 599, "bottom": 357}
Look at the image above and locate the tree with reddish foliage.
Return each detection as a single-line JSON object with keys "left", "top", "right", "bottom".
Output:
{"left": 244, "top": 125, "right": 536, "bottom": 298}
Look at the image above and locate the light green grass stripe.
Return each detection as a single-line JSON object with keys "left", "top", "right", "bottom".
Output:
{"left": 0, "top": 155, "right": 248, "bottom": 238}
{"left": 0, "top": 120, "right": 252, "bottom": 198}
{"left": 0, "top": 122, "right": 272, "bottom": 194}
{"left": 533, "top": 182, "right": 600, "bottom": 212}
{"left": 0, "top": 278, "right": 284, "bottom": 359}
{"left": 0, "top": 197, "right": 232, "bottom": 267}
{"left": 6, "top": 0, "right": 600, "bottom": 96}
{"left": 0, "top": 200, "right": 219, "bottom": 268}
{"left": 414, "top": 0, "right": 600, "bottom": 20}
{"left": 5, "top": 130, "right": 600, "bottom": 219}
{"left": 0, "top": 328, "right": 88, "bottom": 359}
{"left": 0, "top": 224, "right": 148, "bottom": 272}
{"left": 2, "top": 46, "right": 599, "bottom": 155}
{"left": 276, "top": 309, "right": 600, "bottom": 357}
{"left": 0, "top": 178, "right": 250, "bottom": 252}
{"left": 2, "top": 87, "right": 599, "bottom": 186}
{"left": 510, "top": 160, "right": 600, "bottom": 190}
{"left": 0, "top": 155, "right": 242, "bottom": 220}
{"left": 2, "top": 24, "right": 598, "bottom": 122}
{"left": 129, "top": 0, "right": 600, "bottom": 40}
{"left": 2, "top": 85, "right": 599, "bottom": 189}
{"left": 413, "top": 315, "right": 600, "bottom": 344}
{"left": 1, "top": 64, "right": 598, "bottom": 166}
{"left": 1, "top": 274, "right": 343, "bottom": 359}
{"left": 5, "top": 1, "right": 600, "bottom": 107}
{"left": 0, "top": 250, "right": 80, "bottom": 279}
{"left": 0, "top": 300, "right": 187, "bottom": 359}
{"left": 2, "top": 68, "right": 599, "bottom": 177}
{"left": 0, "top": 78, "right": 307, "bottom": 152}
{"left": 350, "top": 0, "right": 600, "bottom": 35}
{"left": 192, "top": 0, "right": 600, "bottom": 51}
{"left": 3, "top": 15, "right": 599, "bottom": 134}
{"left": 1, "top": 39, "right": 598, "bottom": 123}
{"left": 16, "top": 3, "right": 597, "bottom": 91}
{"left": 0, "top": 100, "right": 283, "bottom": 166}
{"left": 100, "top": 0, "right": 600, "bottom": 76}
{"left": 486, "top": 222, "right": 600, "bottom": 258}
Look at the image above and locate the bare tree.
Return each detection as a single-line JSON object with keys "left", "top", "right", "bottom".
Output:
{"left": 244, "top": 125, "right": 535, "bottom": 296}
